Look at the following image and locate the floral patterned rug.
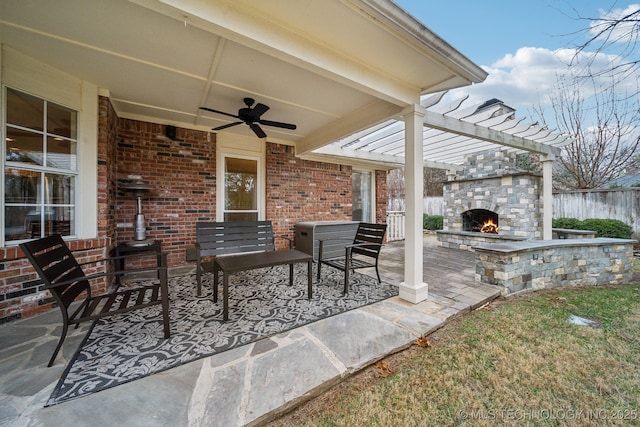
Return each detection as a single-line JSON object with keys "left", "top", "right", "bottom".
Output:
{"left": 47, "top": 264, "right": 398, "bottom": 406}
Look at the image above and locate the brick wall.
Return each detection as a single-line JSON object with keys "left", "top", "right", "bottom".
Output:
{"left": 115, "top": 120, "right": 216, "bottom": 267}
{"left": 98, "top": 96, "right": 119, "bottom": 241}
{"left": 266, "top": 143, "right": 353, "bottom": 246}
{"left": 0, "top": 239, "right": 110, "bottom": 323}
{"left": 0, "top": 98, "right": 389, "bottom": 323}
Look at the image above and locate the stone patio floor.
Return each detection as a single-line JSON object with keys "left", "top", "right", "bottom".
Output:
{"left": 0, "top": 234, "right": 501, "bottom": 427}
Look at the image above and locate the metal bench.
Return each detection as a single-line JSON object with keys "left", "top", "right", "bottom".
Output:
{"left": 195, "top": 221, "right": 313, "bottom": 320}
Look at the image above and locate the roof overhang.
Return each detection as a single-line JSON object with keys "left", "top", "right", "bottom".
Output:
{"left": 0, "top": 0, "right": 488, "bottom": 153}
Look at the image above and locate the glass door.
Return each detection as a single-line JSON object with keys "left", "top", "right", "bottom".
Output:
{"left": 352, "top": 170, "right": 372, "bottom": 222}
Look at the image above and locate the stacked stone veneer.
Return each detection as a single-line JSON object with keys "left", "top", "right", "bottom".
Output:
{"left": 475, "top": 239, "right": 636, "bottom": 294}
{"left": 438, "top": 150, "right": 542, "bottom": 249}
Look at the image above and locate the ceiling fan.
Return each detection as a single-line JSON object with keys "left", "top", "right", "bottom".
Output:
{"left": 200, "top": 97, "right": 297, "bottom": 138}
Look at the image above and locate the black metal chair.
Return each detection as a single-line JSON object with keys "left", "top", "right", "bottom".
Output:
{"left": 20, "top": 234, "right": 171, "bottom": 367}
{"left": 316, "top": 222, "right": 387, "bottom": 294}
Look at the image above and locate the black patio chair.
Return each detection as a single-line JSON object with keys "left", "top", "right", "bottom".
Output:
{"left": 20, "top": 234, "right": 171, "bottom": 367}
{"left": 316, "top": 222, "right": 387, "bottom": 294}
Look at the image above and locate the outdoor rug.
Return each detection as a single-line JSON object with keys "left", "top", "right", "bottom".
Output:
{"left": 46, "top": 264, "right": 398, "bottom": 406}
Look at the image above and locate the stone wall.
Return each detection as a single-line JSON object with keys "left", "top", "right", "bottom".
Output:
{"left": 474, "top": 238, "right": 636, "bottom": 294}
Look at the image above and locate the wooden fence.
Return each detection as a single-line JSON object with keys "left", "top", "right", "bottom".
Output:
{"left": 552, "top": 188, "right": 640, "bottom": 239}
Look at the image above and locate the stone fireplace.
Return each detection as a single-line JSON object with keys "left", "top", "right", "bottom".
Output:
{"left": 437, "top": 150, "right": 542, "bottom": 250}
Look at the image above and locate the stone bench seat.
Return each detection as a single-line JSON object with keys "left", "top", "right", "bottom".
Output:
{"left": 474, "top": 238, "right": 637, "bottom": 294}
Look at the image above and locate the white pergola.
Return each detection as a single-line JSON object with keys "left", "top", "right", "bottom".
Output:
{"left": 301, "top": 92, "right": 572, "bottom": 303}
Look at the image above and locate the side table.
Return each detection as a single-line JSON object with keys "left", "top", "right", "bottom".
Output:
{"left": 113, "top": 240, "right": 162, "bottom": 284}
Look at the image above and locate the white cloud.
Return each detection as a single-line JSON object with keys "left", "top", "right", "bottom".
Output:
{"left": 592, "top": 4, "right": 640, "bottom": 44}
{"left": 443, "top": 46, "right": 632, "bottom": 121}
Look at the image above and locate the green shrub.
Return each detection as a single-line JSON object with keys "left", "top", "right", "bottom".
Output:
{"left": 423, "top": 214, "right": 443, "bottom": 230}
{"left": 580, "top": 218, "right": 633, "bottom": 239}
{"left": 552, "top": 217, "right": 583, "bottom": 229}
{"left": 553, "top": 217, "right": 633, "bottom": 238}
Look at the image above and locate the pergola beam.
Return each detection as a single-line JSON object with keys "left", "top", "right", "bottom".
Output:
{"left": 423, "top": 109, "right": 561, "bottom": 157}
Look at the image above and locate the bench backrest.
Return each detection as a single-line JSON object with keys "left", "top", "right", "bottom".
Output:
{"left": 196, "top": 221, "right": 276, "bottom": 257}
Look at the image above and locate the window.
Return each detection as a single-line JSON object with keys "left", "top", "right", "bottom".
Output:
{"left": 223, "top": 156, "right": 258, "bottom": 221}
{"left": 3, "top": 87, "right": 77, "bottom": 242}
{"left": 352, "top": 170, "right": 373, "bottom": 222}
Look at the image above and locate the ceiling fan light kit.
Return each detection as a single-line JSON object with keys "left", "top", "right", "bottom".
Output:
{"left": 200, "top": 98, "right": 296, "bottom": 138}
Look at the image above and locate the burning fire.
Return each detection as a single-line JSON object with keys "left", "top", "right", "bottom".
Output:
{"left": 480, "top": 219, "right": 499, "bottom": 234}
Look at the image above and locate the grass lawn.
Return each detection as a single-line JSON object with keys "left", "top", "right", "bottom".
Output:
{"left": 270, "top": 280, "right": 640, "bottom": 426}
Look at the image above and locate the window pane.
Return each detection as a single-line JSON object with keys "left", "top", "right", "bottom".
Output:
{"left": 45, "top": 173, "right": 74, "bottom": 204}
{"left": 41, "top": 206, "right": 73, "bottom": 238}
{"left": 47, "top": 102, "right": 77, "bottom": 139}
{"left": 47, "top": 136, "right": 77, "bottom": 170}
{"left": 5, "top": 206, "right": 34, "bottom": 240}
{"left": 225, "top": 157, "right": 257, "bottom": 210}
{"left": 4, "top": 168, "right": 40, "bottom": 204}
{"left": 6, "top": 127, "right": 44, "bottom": 165}
{"left": 6, "top": 88, "right": 44, "bottom": 131}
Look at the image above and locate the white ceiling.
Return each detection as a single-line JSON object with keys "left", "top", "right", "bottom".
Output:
{"left": 0, "top": 0, "right": 487, "bottom": 163}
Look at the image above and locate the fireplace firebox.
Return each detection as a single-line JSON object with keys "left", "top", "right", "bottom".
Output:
{"left": 462, "top": 209, "right": 499, "bottom": 234}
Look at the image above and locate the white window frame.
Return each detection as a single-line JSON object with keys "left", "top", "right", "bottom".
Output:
{"left": 1, "top": 47, "right": 98, "bottom": 245}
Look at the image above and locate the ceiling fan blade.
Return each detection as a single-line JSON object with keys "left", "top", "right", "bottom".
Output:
{"left": 212, "top": 121, "right": 243, "bottom": 131}
{"left": 251, "top": 103, "right": 269, "bottom": 118}
{"left": 249, "top": 123, "right": 267, "bottom": 138}
{"left": 200, "top": 106, "right": 240, "bottom": 119}
{"left": 259, "top": 119, "right": 297, "bottom": 130}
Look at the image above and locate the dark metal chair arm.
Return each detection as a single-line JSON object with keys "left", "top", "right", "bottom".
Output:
{"left": 276, "top": 235, "right": 293, "bottom": 249}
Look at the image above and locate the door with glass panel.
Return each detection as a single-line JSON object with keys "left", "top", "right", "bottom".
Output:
{"left": 352, "top": 170, "right": 372, "bottom": 222}
{"left": 223, "top": 156, "right": 259, "bottom": 221}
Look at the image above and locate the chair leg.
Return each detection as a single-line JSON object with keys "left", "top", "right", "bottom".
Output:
{"left": 159, "top": 269, "right": 171, "bottom": 339}
{"left": 48, "top": 322, "right": 68, "bottom": 367}
{"left": 196, "top": 259, "right": 202, "bottom": 296}
{"left": 344, "top": 247, "right": 352, "bottom": 295}
{"left": 344, "top": 268, "right": 349, "bottom": 295}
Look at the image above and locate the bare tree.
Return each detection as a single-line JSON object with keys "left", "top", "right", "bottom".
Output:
{"left": 536, "top": 72, "right": 640, "bottom": 189}
{"left": 570, "top": 3, "right": 640, "bottom": 86}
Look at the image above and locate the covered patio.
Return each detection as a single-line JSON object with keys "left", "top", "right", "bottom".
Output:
{"left": 0, "top": 0, "right": 571, "bottom": 316}
{"left": 0, "top": 236, "right": 501, "bottom": 426}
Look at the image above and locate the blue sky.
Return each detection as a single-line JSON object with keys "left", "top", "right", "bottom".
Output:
{"left": 394, "top": 1, "right": 639, "bottom": 120}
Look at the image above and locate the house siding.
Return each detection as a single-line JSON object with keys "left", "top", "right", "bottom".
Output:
{"left": 0, "top": 96, "right": 388, "bottom": 323}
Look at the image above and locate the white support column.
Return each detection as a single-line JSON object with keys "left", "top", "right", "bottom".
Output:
{"left": 541, "top": 154, "right": 555, "bottom": 240}
{"left": 398, "top": 103, "right": 429, "bottom": 303}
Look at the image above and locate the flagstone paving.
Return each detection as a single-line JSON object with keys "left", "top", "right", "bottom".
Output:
{"left": 0, "top": 235, "right": 501, "bottom": 427}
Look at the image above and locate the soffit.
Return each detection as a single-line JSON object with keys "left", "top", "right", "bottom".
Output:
{"left": 0, "top": 0, "right": 486, "bottom": 151}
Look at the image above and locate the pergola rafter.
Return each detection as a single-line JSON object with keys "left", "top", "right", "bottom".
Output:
{"left": 310, "top": 92, "right": 572, "bottom": 169}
